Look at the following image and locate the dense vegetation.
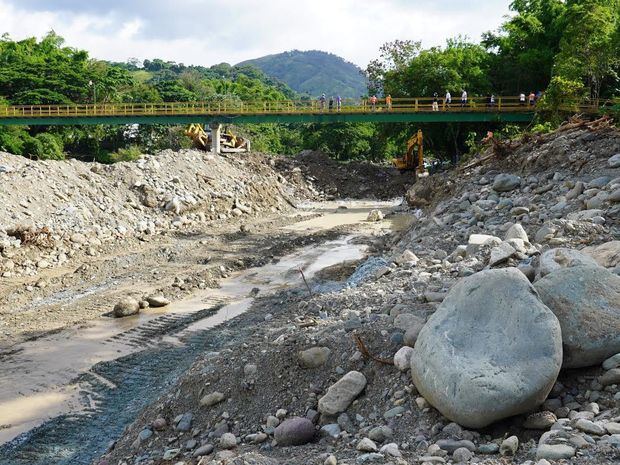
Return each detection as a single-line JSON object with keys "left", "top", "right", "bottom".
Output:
{"left": 238, "top": 50, "right": 368, "bottom": 99}
{"left": 0, "top": 0, "right": 618, "bottom": 163}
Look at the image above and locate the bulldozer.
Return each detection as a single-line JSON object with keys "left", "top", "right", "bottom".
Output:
{"left": 392, "top": 129, "right": 424, "bottom": 176}
{"left": 184, "top": 124, "right": 250, "bottom": 153}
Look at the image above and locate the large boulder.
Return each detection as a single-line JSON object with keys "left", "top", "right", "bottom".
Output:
{"left": 274, "top": 417, "right": 315, "bottom": 446}
{"left": 583, "top": 241, "right": 620, "bottom": 268}
{"left": 534, "top": 266, "right": 620, "bottom": 368}
{"left": 492, "top": 174, "right": 521, "bottom": 192}
{"left": 113, "top": 297, "right": 140, "bottom": 318}
{"left": 411, "top": 268, "right": 562, "bottom": 429}
{"left": 538, "top": 248, "right": 598, "bottom": 277}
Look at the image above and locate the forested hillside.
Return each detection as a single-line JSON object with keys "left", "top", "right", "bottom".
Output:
{"left": 238, "top": 50, "right": 368, "bottom": 99}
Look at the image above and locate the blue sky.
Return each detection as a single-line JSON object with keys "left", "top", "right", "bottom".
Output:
{"left": 0, "top": 0, "right": 512, "bottom": 67}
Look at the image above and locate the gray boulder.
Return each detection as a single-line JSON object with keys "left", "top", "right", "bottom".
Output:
{"left": 609, "top": 153, "right": 620, "bottom": 168}
{"left": 539, "top": 248, "right": 598, "bottom": 277}
{"left": 411, "top": 268, "right": 562, "bottom": 428}
{"left": 299, "top": 347, "right": 331, "bottom": 369}
{"left": 113, "top": 297, "right": 140, "bottom": 318}
{"left": 146, "top": 295, "right": 171, "bottom": 307}
{"left": 535, "top": 266, "right": 620, "bottom": 368}
{"left": 274, "top": 417, "right": 315, "bottom": 446}
{"left": 492, "top": 174, "right": 521, "bottom": 192}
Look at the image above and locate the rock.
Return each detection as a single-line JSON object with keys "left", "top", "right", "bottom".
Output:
{"left": 609, "top": 154, "right": 620, "bottom": 168}
{"left": 583, "top": 241, "right": 620, "bottom": 268}
{"left": 393, "top": 313, "right": 425, "bottom": 332}
{"left": 535, "top": 225, "right": 556, "bottom": 243}
{"left": 452, "top": 447, "right": 474, "bottom": 462}
{"left": 536, "top": 444, "right": 575, "bottom": 460}
{"left": 146, "top": 295, "right": 170, "bottom": 307}
{"left": 393, "top": 346, "right": 415, "bottom": 372}
{"left": 318, "top": 371, "right": 367, "bottom": 416}
{"left": 505, "top": 223, "right": 529, "bottom": 242}
{"left": 355, "top": 453, "right": 384, "bottom": 464}
{"left": 524, "top": 411, "right": 557, "bottom": 429}
{"left": 535, "top": 266, "right": 620, "bottom": 368}
{"left": 605, "top": 422, "right": 620, "bottom": 434}
{"left": 368, "top": 425, "right": 393, "bottom": 443}
{"left": 246, "top": 433, "right": 268, "bottom": 444}
{"left": 436, "top": 439, "right": 476, "bottom": 453}
{"left": 395, "top": 250, "right": 419, "bottom": 266}
{"left": 192, "top": 444, "right": 214, "bottom": 457}
{"left": 489, "top": 242, "right": 517, "bottom": 267}
{"left": 357, "top": 438, "right": 378, "bottom": 452}
{"left": 113, "top": 297, "right": 140, "bottom": 318}
{"left": 403, "top": 321, "right": 425, "bottom": 347}
{"left": 163, "top": 449, "right": 181, "bottom": 460}
{"left": 320, "top": 424, "right": 341, "bottom": 438}
{"left": 538, "top": 248, "right": 598, "bottom": 277}
{"left": 574, "top": 419, "right": 605, "bottom": 435}
{"left": 324, "top": 454, "right": 337, "bottom": 465}
{"left": 383, "top": 406, "right": 406, "bottom": 419}
{"left": 299, "top": 347, "right": 331, "bottom": 369}
{"left": 500, "top": 436, "right": 519, "bottom": 456}
{"left": 535, "top": 460, "right": 552, "bottom": 465}
{"left": 274, "top": 417, "right": 315, "bottom": 446}
{"left": 411, "top": 268, "right": 562, "bottom": 428}
{"left": 175, "top": 412, "right": 193, "bottom": 432}
{"left": 367, "top": 210, "right": 384, "bottom": 222}
{"left": 600, "top": 368, "right": 620, "bottom": 386}
{"left": 152, "top": 418, "right": 167, "bottom": 431}
{"left": 492, "top": 174, "right": 521, "bottom": 192}
{"left": 200, "top": 392, "right": 226, "bottom": 407}
{"left": 138, "top": 429, "right": 153, "bottom": 441}
{"left": 219, "top": 433, "right": 237, "bottom": 449}
{"left": 567, "top": 209, "right": 604, "bottom": 221}
{"left": 379, "top": 442, "right": 401, "bottom": 457}
{"left": 603, "top": 353, "right": 620, "bottom": 370}
{"left": 477, "top": 443, "right": 499, "bottom": 454}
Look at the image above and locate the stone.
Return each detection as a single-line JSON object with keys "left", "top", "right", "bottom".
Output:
{"left": 138, "top": 429, "right": 153, "bottom": 441}
{"left": 492, "top": 174, "right": 521, "bottom": 192}
{"left": 113, "top": 297, "right": 140, "bottom": 318}
{"left": 536, "top": 444, "right": 575, "bottom": 460}
{"left": 489, "top": 242, "right": 517, "bottom": 267}
{"left": 193, "top": 444, "right": 214, "bottom": 457}
{"left": 538, "top": 248, "right": 598, "bottom": 277}
{"left": 175, "top": 412, "right": 193, "bottom": 432}
{"left": 395, "top": 250, "right": 419, "bottom": 266}
{"left": 394, "top": 313, "right": 426, "bottom": 332}
{"left": 379, "top": 442, "right": 401, "bottom": 457}
{"left": 567, "top": 209, "right": 604, "bottom": 221}
{"left": 163, "top": 449, "right": 181, "bottom": 460}
{"left": 324, "top": 455, "right": 337, "bottom": 465}
{"left": 477, "top": 443, "right": 499, "bottom": 454}
{"left": 200, "top": 392, "right": 226, "bottom": 407}
{"left": 299, "top": 347, "right": 331, "bottom": 369}
{"left": 355, "top": 453, "right": 383, "bottom": 464}
{"left": 152, "top": 418, "right": 167, "bottom": 431}
{"left": 609, "top": 154, "right": 620, "bottom": 168}
{"left": 452, "top": 447, "right": 474, "bottom": 462}
{"left": 318, "top": 371, "right": 367, "bottom": 416}
{"left": 583, "top": 241, "right": 620, "bottom": 268}
{"left": 505, "top": 223, "right": 529, "bottom": 242}
{"left": 500, "top": 436, "right": 519, "bottom": 456}
{"left": 436, "top": 439, "right": 476, "bottom": 453}
{"left": 320, "top": 424, "right": 341, "bottom": 438}
{"left": 394, "top": 346, "right": 415, "bottom": 372}
{"left": 535, "top": 266, "right": 620, "bottom": 368}
{"left": 411, "top": 268, "right": 562, "bottom": 429}
{"left": 383, "top": 406, "right": 406, "bottom": 419}
{"left": 274, "top": 417, "right": 315, "bottom": 446}
{"left": 600, "top": 368, "right": 620, "bottom": 386}
{"left": 146, "top": 295, "right": 170, "bottom": 307}
{"left": 605, "top": 422, "right": 620, "bottom": 434}
{"left": 403, "top": 321, "right": 425, "bottom": 347}
{"left": 368, "top": 425, "right": 393, "bottom": 443}
{"left": 603, "top": 353, "right": 620, "bottom": 370}
{"left": 524, "top": 411, "right": 557, "bottom": 429}
{"left": 367, "top": 210, "right": 384, "bottom": 222}
{"left": 219, "top": 433, "right": 237, "bottom": 449}
{"left": 574, "top": 419, "right": 605, "bottom": 435}
{"left": 357, "top": 438, "right": 378, "bottom": 452}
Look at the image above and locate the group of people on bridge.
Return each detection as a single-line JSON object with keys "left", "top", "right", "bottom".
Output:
{"left": 316, "top": 89, "right": 545, "bottom": 112}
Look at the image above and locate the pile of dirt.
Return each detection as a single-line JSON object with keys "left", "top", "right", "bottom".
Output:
{"left": 277, "top": 150, "right": 415, "bottom": 201}
{"left": 97, "top": 126, "right": 620, "bottom": 465}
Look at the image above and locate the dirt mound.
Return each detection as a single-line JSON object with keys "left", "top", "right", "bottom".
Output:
{"left": 277, "top": 150, "right": 415, "bottom": 200}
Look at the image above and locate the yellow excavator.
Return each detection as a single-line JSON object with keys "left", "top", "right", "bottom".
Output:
{"left": 184, "top": 124, "right": 250, "bottom": 152}
{"left": 393, "top": 129, "right": 424, "bottom": 176}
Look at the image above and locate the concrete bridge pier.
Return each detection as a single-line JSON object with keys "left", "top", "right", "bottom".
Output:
{"left": 209, "top": 123, "right": 221, "bottom": 154}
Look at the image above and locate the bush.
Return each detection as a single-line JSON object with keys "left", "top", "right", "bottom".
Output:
{"left": 109, "top": 145, "right": 143, "bottom": 163}
{"left": 35, "top": 133, "right": 65, "bottom": 160}
{"left": 0, "top": 128, "right": 26, "bottom": 155}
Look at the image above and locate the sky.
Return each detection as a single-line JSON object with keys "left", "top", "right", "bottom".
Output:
{"left": 0, "top": 0, "right": 513, "bottom": 68}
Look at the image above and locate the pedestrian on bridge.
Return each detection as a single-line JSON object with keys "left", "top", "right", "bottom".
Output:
{"left": 329, "top": 96, "right": 334, "bottom": 112}
{"left": 528, "top": 91, "right": 536, "bottom": 106}
{"left": 461, "top": 89, "right": 468, "bottom": 107}
{"left": 370, "top": 95, "right": 378, "bottom": 111}
{"left": 432, "top": 92, "right": 439, "bottom": 111}
{"left": 386, "top": 94, "right": 392, "bottom": 111}
{"left": 336, "top": 95, "right": 342, "bottom": 112}
{"left": 520, "top": 93, "right": 526, "bottom": 105}
{"left": 445, "top": 91, "right": 452, "bottom": 109}
{"left": 320, "top": 93, "right": 326, "bottom": 112}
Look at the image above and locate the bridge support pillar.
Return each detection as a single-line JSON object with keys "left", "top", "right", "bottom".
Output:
{"left": 209, "top": 123, "right": 222, "bottom": 154}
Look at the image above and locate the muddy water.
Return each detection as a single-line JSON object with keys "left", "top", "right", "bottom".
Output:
{"left": 0, "top": 200, "right": 409, "bottom": 447}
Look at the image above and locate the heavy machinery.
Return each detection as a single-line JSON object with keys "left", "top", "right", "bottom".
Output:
{"left": 184, "top": 124, "right": 250, "bottom": 153}
{"left": 392, "top": 129, "right": 424, "bottom": 176}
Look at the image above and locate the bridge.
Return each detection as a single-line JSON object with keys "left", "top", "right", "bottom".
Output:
{"left": 0, "top": 96, "right": 607, "bottom": 127}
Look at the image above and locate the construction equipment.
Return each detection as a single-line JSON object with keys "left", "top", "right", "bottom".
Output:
{"left": 393, "top": 129, "right": 424, "bottom": 175}
{"left": 184, "top": 124, "right": 250, "bottom": 153}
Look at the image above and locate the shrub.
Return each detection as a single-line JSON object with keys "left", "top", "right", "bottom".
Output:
{"left": 109, "top": 145, "right": 143, "bottom": 163}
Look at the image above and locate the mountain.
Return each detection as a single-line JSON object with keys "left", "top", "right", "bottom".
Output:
{"left": 238, "top": 50, "right": 368, "bottom": 99}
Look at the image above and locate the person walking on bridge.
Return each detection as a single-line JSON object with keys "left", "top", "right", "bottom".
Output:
{"left": 528, "top": 91, "right": 536, "bottom": 106}
{"left": 519, "top": 93, "right": 526, "bottom": 106}
{"left": 370, "top": 95, "right": 378, "bottom": 111}
{"left": 320, "top": 93, "right": 326, "bottom": 112}
{"left": 336, "top": 95, "right": 342, "bottom": 112}
{"left": 445, "top": 91, "right": 452, "bottom": 109}
{"left": 329, "top": 96, "right": 334, "bottom": 112}
{"left": 461, "top": 89, "right": 468, "bottom": 108}
{"left": 386, "top": 94, "right": 392, "bottom": 111}
{"left": 432, "top": 92, "right": 439, "bottom": 111}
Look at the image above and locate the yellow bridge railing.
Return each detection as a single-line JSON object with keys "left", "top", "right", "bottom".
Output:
{"left": 0, "top": 96, "right": 613, "bottom": 119}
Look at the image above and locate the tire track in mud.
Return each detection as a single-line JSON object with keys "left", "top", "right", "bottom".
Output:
{"left": 0, "top": 298, "right": 239, "bottom": 465}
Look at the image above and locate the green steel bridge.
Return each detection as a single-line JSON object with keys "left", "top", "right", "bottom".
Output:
{"left": 0, "top": 96, "right": 609, "bottom": 127}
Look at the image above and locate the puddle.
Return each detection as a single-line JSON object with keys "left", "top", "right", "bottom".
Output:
{"left": 0, "top": 200, "right": 411, "bottom": 446}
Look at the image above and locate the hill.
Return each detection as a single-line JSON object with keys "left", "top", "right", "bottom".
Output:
{"left": 238, "top": 50, "right": 368, "bottom": 99}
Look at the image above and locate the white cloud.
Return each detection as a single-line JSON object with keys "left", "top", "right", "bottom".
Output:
{"left": 0, "top": 0, "right": 511, "bottom": 67}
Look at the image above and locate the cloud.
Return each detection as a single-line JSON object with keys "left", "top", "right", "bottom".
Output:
{"left": 0, "top": 0, "right": 512, "bottom": 67}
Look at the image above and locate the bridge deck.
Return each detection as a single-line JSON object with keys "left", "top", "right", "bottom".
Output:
{"left": 0, "top": 96, "right": 609, "bottom": 126}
